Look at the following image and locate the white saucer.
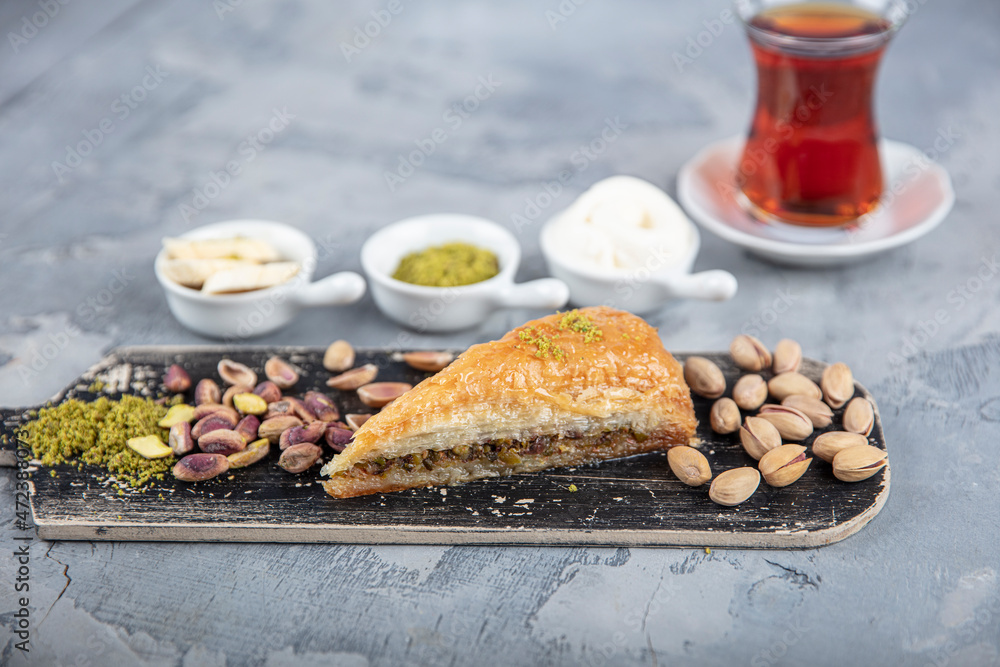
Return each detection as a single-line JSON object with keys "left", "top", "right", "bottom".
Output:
{"left": 677, "top": 136, "right": 955, "bottom": 267}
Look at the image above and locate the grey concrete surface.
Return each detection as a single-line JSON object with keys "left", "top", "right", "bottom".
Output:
{"left": 1, "top": 0, "right": 999, "bottom": 665}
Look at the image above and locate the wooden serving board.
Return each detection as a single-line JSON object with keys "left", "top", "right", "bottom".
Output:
{"left": 0, "top": 346, "right": 889, "bottom": 548}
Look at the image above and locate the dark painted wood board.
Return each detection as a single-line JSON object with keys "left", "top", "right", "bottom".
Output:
{"left": 0, "top": 346, "right": 889, "bottom": 547}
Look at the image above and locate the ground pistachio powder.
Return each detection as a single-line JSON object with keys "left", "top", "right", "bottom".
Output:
{"left": 19, "top": 394, "right": 178, "bottom": 489}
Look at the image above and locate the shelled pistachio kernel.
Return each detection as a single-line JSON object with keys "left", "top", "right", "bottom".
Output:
{"left": 227, "top": 438, "right": 270, "bottom": 469}
{"left": 173, "top": 453, "right": 229, "bottom": 482}
{"left": 233, "top": 392, "right": 268, "bottom": 416}
{"left": 126, "top": 435, "right": 173, "bottom": 460}
{"left": 157, "top": 404, "right": 195, "bottom": 428}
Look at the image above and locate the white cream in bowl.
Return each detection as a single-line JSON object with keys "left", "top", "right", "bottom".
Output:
{"left": 541, "top": 176, "right": 737, "bottom": 312}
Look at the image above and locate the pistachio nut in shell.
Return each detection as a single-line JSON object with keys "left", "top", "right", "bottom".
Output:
{"left": 198, "top": 429, "right": 247, "bottom": 456}
{"left": 683, "top": 356, "right": 725, "bottom": 399}
{"left": 346, "top": 413, "right": 372, "bottom": 431}
{"left": 163, "top": 364, "right": 191, "bottom": 393}
{"left": 323, "top": 340, "right": 356, "bottom": 373}
{"left": 173, "top": 453, "right": 229, "bottom": 482}
{"left": 812, "top": 431, "right": 869, "bottom": 464}
{"left": 217, "top": 359, "right": 257, "bottom": 387}
{"left": 194, "top": 378, "right": 221, "bottom": 406}
{"left": 739, "top": 416, "right": 782, "bottom": 460}
{"left": 709, "top": 467, "right": 760, "bottom": 506}
{"left": 821, "top": 362, "right": 855, "bottom": 409}
{"left": 733, "top": 374, "right": 768, "bottom": 411}
{"left": 757, "top": 404, "right": 814, "bottom": 441}
{"left": 403, "top": 351, "right": 455, "bottom": 372}
{"left": 833, "top": 444, "right": 887, "bottom": 482}
{"left": 843, "top": 397, "right": 875, "bottom": 436}
{"left": 264, "top": 355, "right": 299, "bottom": 389}
{"left": 781, "top": 395, "right": 834, "bottom": 428}
{"left": 258, "top": 415, "right": 303, "bottom": 444}
{"left": 772, "top": 339, "right": 802, "bottom": 375}
{"left": 709, "top": 398, "right": 740, "bottom": 434}
{"left": 358, "top": 382, "right": 413, "bottom": 408}
{"left": 227, "top": 438, "right": 270, "bottom": 469}
{"left": 759, "top": 444, "right": 811, "bottom": 487}
{"left": 263, "top": 400, "right": 294, "bottom": 420}
{"left": 667, "top": 446, "right": 712, "bottom": 486}
{"left": 730, "top": 334, "right": 772, "bottom": 372}
{"left": 279, "top": 443, "right": 323, "bottom": 473}
{"left": 767, "top": 372, "right": 822, "bottom": 402}
{"left": 326, "top": 364, "right": 378, "bottom": 391}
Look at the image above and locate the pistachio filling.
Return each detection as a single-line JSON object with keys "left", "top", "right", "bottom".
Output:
{"left": 334, "top": 427, "right": 649, "bottom": 478}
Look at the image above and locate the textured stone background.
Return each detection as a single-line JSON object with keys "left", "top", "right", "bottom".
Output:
{"left": 1, "top": 0, "right": 998, "bottom": 665}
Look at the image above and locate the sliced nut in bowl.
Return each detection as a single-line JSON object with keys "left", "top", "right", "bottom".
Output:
{"left": 360, "top": 214, "right": 569, "bottom": 332}
{"left": 539, "top": 176, "right": 737, "bottom": 312}
{"left": 154, "top": 220, "right": 366, "bottom": 338}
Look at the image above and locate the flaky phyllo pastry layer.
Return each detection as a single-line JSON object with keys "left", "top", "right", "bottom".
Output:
{"left": 321, "top": 307, "right": 697, "bottom": 498}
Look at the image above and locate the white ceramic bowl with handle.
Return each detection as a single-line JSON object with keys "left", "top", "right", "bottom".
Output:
{"left": 361, "top": 214, "right": 570, "bottom": 332}
{"left": 154, "top": 219, "right": 366, "bottom": 339}
{"left": 540, "top": 217, "right": 737, "bottom": 313}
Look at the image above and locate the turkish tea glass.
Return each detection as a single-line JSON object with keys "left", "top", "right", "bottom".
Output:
{"left": 735, "top": 0, "right": 908, "bottom": 228}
